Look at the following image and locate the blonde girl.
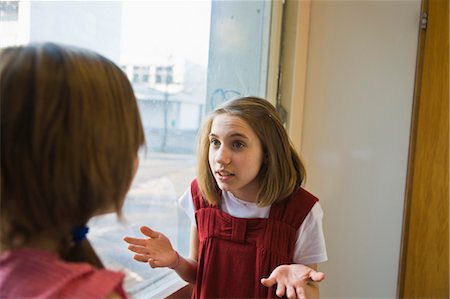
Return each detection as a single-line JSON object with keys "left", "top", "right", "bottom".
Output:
{"left": 125, "top": 97, "right": 327, "bottom": 299}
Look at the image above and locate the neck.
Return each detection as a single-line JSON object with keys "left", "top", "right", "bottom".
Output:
{"left": 230, "top": 191, "right": 258, "bottom": 203}
{"left": 25, "top": 232, "right": 62, "bottom": 253}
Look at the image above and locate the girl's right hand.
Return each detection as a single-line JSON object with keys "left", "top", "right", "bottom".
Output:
{"left": 123, "top": 226, "right": 178, "bottom": 268}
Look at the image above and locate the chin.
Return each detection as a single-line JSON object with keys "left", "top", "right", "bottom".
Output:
{"left": 215, "top": 182, "right": 230, "bottom": 192}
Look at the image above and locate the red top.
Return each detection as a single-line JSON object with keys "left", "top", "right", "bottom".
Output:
{"left": 0, "top": 248, "right": 127, "bottom": 299}
{"left": 191, "top": 179, "right": 318, "bottom": 298}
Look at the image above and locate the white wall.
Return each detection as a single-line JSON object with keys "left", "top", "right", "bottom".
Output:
{"left": 300, "top": 1, "right": 421, "bottom": 298}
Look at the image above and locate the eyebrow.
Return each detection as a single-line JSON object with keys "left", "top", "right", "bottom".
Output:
{"left": 209, "top": 132, "right": 249, "bottom": 140}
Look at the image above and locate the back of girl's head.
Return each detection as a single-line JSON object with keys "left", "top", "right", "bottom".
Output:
{"left": 0, "top": 43, "right": 145, "bottom": 250}
{"left": 197, "top": 96, "right": 305, "bottom": 206}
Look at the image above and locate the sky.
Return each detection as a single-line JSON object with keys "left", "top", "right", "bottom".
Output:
{"left": 0, "top": 0, "right": 211, "bottom": 66}
{"left": 120, "top": 1, "right": 212, "bottom": 66}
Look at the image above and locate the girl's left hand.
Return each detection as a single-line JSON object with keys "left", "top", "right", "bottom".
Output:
{"left": 260, "top": 264, "right": 325, "bottom": 299}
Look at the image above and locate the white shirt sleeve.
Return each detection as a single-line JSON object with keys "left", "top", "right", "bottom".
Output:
{"left": 179, "top": 186, "right": 196, "bottom": 225}
{"left": 293, "top": 202, "right": 328, "bottom": 265}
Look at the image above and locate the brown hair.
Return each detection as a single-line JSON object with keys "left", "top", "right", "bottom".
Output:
{"left": 197, "top": 96, "right": 305, "bottom": 206}
{"left": 0, "top": 43, "right": 145, "bottom": 253}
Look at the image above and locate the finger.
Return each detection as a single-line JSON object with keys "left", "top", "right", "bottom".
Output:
{"left": 286, "top": 286, "right": 296, "bottom": 299}
{"left": 133, "top": 254, "right": 151, "bottom": 263}
{"left": 295, "top": 286, "right": 306, "bottom": 299}
{"left": 260, "top": 277, "right": 276, "bottom": 287}
{"left": 275, "top": 283, "right": 286, "bottom": 298}
{"left": 140, "top": 226, "right": 160, "bottom": 238}
{"left": 127, "top": 244, "right": 149, "bottom": 255}
{"left": 261, "top": 269, "right": 278, "bottom": 287}
{"left": 310, "top": 271, "right": 325, "bottom": 282}
{"left": 123, "top": 236, "right": 147, "bottom": 246}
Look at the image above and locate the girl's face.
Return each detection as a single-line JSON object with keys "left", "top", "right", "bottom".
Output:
{"left": 208, "top": 113, "right": 264, "bottom": 203}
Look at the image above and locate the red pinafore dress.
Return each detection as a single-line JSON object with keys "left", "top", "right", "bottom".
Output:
{"left": 190, "top": 179, "right": 318, "bottom": 299}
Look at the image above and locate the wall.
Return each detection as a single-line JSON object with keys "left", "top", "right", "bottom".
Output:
{"left": 299, "top": 1, "right": 421, "bottom": 298}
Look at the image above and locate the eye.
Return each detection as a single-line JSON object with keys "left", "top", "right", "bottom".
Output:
{"left": 232, "top": 141, "right": 245, "bottom": 150}
{"left": 210, "top": 138, "right": 220, "bottom": 147}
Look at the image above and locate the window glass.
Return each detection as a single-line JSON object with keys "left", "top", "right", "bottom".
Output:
{"left": 206, "top": 0, "right": 272, "bottom": 111}
{"left": 0, "top": 1, "right": 273, "bottom": 297}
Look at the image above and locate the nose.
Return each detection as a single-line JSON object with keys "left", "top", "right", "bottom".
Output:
{"left": 215, "top": 145, "right": 231, "bottom": 165}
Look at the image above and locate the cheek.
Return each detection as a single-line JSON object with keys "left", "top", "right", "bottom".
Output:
{"left": 252, "top": 153, "right": 265, "bottom": 173}
{"left": 242, "top": 155, "right": 263, "bottom": 174}
{"left": 255, "top": 157, "right": 264, "bottom": 172}
{"left": 208, "top": 149, "right": 215, "bottom": 168}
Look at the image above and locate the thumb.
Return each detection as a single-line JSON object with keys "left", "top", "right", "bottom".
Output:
{"left": 140, "top": 226, "right": 160, "bottom": 239}
{"left": 309, "top": 270, "right": 325, "bottom": 282}
{"left": 260, "top": 275, "right": 277, "bottom": 287}
{"left": 148, "top": 258, "right": 161, "bottom": 268}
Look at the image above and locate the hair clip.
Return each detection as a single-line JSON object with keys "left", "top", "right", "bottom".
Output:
{"left": 71, "top": 226, "right": 89, "bottom": 244}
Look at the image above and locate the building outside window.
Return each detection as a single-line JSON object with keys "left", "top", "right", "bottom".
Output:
{"left": 0, "top": 1, "right": 18, "bottom": 21}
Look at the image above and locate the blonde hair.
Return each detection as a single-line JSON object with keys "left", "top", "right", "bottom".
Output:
{"left": 0, "top": 43, "right": 145, "bottom": 251}
{"left": 197, "top": 96, "right": 305, "bottom": 206}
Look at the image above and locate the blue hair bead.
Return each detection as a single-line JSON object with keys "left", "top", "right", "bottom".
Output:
{"left": 72, "top": 226, "right": 89, "bottom": 244}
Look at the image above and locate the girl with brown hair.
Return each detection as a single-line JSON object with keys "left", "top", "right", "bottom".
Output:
{"left": 0, "top": 42, "right": 145, "bottom": 299}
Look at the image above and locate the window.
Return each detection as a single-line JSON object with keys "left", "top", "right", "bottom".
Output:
{"left": 0, "top": 0, "right": 278, "bottom": 297}
{"left": 132, "top": 73, "right": 139, "bottom": 83}
{"left": 0, "top": 1, "right": 18, "bottom": 21}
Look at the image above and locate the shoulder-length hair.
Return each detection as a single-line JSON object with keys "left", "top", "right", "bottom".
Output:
{"left": 0, "top": 43, "right": 145, "bottom": 249}
{"left": 197, "top": 96, "right": 305, "bottom": 206}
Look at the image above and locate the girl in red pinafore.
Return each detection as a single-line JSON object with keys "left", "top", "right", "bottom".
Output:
{"left": 124, "top": 97, "right": 327, "bottom": 299}
{"left": 0, "top": 43, "right": 145, "bottom": 299}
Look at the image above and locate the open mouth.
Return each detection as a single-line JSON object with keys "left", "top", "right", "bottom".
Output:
{"left": 216, "top": 170, "right": 234, "bottom": 180}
